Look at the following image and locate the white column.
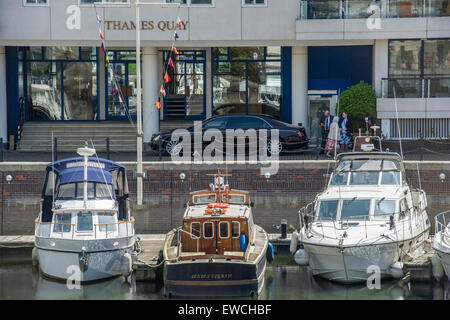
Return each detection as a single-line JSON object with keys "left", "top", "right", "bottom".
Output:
{"left": 98, "top": 50, "right": 106, "bottom": 120}
{"left": 374, "top": 39, "right": 388, "bottom": 98}
{"left": 291, "top": 46, "right": 308, "bottom": 127}
{"left": 0, "top": 46, "right": 7, "bottom": 145}
{"left": 142, "top": 47, "right": 159, "bottom": 142}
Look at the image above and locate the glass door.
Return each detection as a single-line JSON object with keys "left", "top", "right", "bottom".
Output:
{"left": 185, "top": 62, "right": 205, "bottom": 120}
{"left": 106, "top": 61, "right": 137, "bottom": 120}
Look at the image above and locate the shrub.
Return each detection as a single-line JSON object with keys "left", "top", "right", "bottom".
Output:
{"left": 336, "top": 81, "right": 376, "bottom": 119}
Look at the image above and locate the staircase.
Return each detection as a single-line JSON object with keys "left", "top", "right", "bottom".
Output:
{"left": 166, "top": 95, "right": 186, "bottom": 118}
{"left": 18, "top": 121, "right": 138, "bottom": 152}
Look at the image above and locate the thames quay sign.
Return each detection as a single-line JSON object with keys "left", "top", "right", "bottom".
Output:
{"left": 104, "top": 20, "right": 189, "bottom": 32}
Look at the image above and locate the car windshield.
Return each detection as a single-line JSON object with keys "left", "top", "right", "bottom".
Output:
{"left": 56, "top": 182, "right": 113, "bottom": 200}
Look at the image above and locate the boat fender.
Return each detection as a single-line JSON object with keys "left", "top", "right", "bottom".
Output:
{"left": 389, "top": 261, "right": 404, "bottom": 279}
{"left": 290, "top": 231, "right": 299, "bottom": 254}
{"left": 266, "top": 243, "right": 274, "bottom": 263}
{"left": 121, "top": 252, "right": 132, "bottom": 278}
{"left": 239, "top": 233, "right": 248, "bottom": 252}
{"left": 294, "top": 246, "right": 309, "bottom": 266}
{"left": 31, "top": 247, "right": 39, "bottom": 267}
{"left": 431, "top": 253, "right": 444, "bottom": 281}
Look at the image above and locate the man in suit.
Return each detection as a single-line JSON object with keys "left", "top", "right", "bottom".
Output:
{"left": 320, "top": 110, "right": 334, "bottom": 154}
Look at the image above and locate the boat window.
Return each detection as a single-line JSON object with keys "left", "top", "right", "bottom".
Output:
{"left": 98, "top": 213, "right": 117, "bottom": 232}
{"left": 57, "top": 183, "right": 76, "bottom": 199}
{"left": 193, "top": 194, "right": 216, "bottom": 204}
{"left": 374, "top": 200, "right": 396, "bottom": 220}
{"left": 317, "top": 200, "right": 339, "bottom": 221}
{"left": 400, "top": 198, "right": 408, "bottom": 216}
{"left": 352, "top": 160, "right": 382, "bottom": 171}
{"left": 203, "top": 222, "right": 214, "bottom": 239}
{"left": 341, "top": 199, "right": 371, "bottom": 220}
{"left": 96, "top": 184, "right": 113, "bottom": 199}
{"left": 231, "top": 221, "right": 240, "bottom": 238}
{"left": 381, "top": 171, "right": 401, "bottom": 185}
{"left": 219, "top": 222, "right": 229, "bottom": 239}
{"left": 53, "top": 214, "right": 72, "bottom": 233}
{"left": 57, "top": 182, "right": 113, "bottom": 200}
{"left": 349, "top": 172, "right": 379, "bottom": 185}
{"left": 329, "top": 172, "right": 349, "bottom": 186}
{"left": 222, "top": 193, "right": 246, "bottom": 204}
{"left": 77, "top": 212, "right": 93, "bottom": 232}
{"left": 191, "top": 222, "right": 201, "bottom": 239}
{"left": 382, "top": 160, "right": 399, "bottom": 171}
{"left": 336, "top": 160, "right": 351, "bottom": 172}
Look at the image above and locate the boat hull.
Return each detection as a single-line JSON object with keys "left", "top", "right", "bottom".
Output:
{"left": 435, "top": 249, "right": 450, "bottom": 282}
{"left": 35, "top": 237, "right": 135, "bottom": 283}
{"left": 303, "top": 231, "right": 429, "bottom": 284}
{"left": 163, "top": 254, "right": 266, "bottom": 297}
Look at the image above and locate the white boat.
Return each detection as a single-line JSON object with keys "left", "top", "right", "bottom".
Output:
{"left": 33, "top": 146, "right": 136, "bottom": 283}
{"left": 432, "top": 211, "right": 450, "bottom": 282}
{"left": 293, "top": 136, "right": 431, "bottom": 283}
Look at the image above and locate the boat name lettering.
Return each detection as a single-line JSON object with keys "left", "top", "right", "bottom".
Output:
{"left": 66, "top": 162, "right": 105, "bottom": 169}
{"left": 191, "top": 273, "right": 232, "bottom": 280}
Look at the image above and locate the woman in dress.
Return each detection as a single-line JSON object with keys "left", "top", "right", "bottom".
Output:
{"left": 325, "top": 117, "right": 340, "bottom": 158}
{"left": 338, "top": 111, "right": 353, "bottom": 152}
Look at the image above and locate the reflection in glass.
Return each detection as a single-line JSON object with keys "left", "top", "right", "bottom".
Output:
{"left": 317, "top": 200, "right": 339, "bottom": 221}
{"left": 107, "top": 62, "right": 127, "bottom": 118}
{"left": 45, "top": 47, "right": 79, "bottom": 60}
{"left": 374, "top": 200, "right": 396, "bottom": 220}
{"left": 63, "top": 62, "right": 97, "bottom": 120}
{"left": 389, "top": 40, "right": 421, "bottom": 77}
{"left": 341, "top": 199, "right": 370, "bottom": 220}
{"left": 213, "top": 62, "right": 246, "bottom": 116}
{"left": 27, "top": 61, "right": 62, "bottom": 120}
{"left": 350, "top": 172, "right": 379, "bottom": 185}
{"left": 230, "top": 47, "right": 264, "bottom": 60}
{"left": 307, "top": 0, "right": 342, "bottom": 19}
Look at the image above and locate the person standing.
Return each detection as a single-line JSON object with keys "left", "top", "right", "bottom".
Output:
{"left": 325, "top": 117, "right": 340, "bottom": 158}
{"left": 338, "top": 111, "right": 353, "bottom": 152}
{"left": 320, "top": 110, "right": 334, "bottom": 154}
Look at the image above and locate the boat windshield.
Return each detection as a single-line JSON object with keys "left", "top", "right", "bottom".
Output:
{"left": 330, "top": 159, "right": 401, "bottom": 186}
{"left": 317, "top": 200, "right": 339, "bottom": 221}
{"left": 341, "top": 199, "right": 370, "bottom": 220}
{"left": 56, "top": 182, "right": 113, "bottom": 200}
{"left": 192, "top": 193, "right": 216, "bottom": 204}
{"left": 374, "top": 199, "right": 397, "bottom": 220}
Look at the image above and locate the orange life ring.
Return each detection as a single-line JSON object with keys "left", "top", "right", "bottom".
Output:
{"left": 208, "top": 203, "right": 229, "bottom": 209}
{"left": 205, "top": 209, "right": 214, "bottom": 214}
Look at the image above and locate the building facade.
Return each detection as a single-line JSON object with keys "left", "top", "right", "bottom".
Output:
{"left": 1, "top": 0, "right": 449, "bottom": 149}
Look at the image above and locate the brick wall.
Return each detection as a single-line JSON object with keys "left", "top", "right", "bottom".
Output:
{"left": 0, "top": 161, "right": 449, "bottom": 235}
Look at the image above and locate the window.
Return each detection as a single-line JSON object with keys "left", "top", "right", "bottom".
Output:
{"left": 374, "top": 200, "right": 396, "bottom": 220}
{"left": 231, "top": 221, "right": 240, "bottom": 238}
{"left": 228, "top": 117, "right": 268, "bottom": 129}
{"left": 203, "top": 118, "right": 229, "bottom": 130}
{"left": 341, "top": 200, "right": 371, "bottom": 220}
{"left": 53, "top": 214, "right": 72, "bottom": 233}
{"left": 98, "top": 213, "right": 117, "bottom": 232}
{"left": 381, "top": 171, "right": 401, "bottom": 185}
{"left": 191, "top": 222, "right": 201, "bottom": 239}
{"left": 219, "top": 222, "right": 229, "bottom": 239}
{"left": 165, "top": 0, "right": 213, "bottom": 6}
{"left": 79, "top": 0, "right": 129, "bottom": 5}
{"left": 57, "top": 182, "right": 112, "bottom": 200}
{"left": 193, "top": 194, "right": 216, "bottom": 204}
{"left": 242, "top": 0, "right": 266, "bottom": 6}
{"left": 317, "top": 200, "right": 339, "bottom": 221}
{"left": 222, "top": 194, "right": 246, "bottom": 204}
{"left": 203, "top": 222, "right": 214, "bottom": 239}
{"left": 24, "top": 0, "right": 48, "bottom": 6}
{"left": 77, "top": 212, "right": 93, "bottom": 232}
{"left": 349, "top": 172, "right": 379, "bottom": 185}
{"left": 329, "top": 172, "right": 349, "bottom": 186}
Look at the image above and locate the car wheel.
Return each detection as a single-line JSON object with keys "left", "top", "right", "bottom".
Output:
{"left": 165, "top": 140, "right": 183, "bottom": 156}
{"left": 266, "top": 139, "right": 283, "bottom": 156}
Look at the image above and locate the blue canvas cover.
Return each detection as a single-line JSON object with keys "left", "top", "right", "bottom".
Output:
{"left": 58, "top": 167, "right": 113, "bottom": 185}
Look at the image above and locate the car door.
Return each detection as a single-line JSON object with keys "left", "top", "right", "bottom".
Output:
{"left": 228, "top": 116, "right": 267, "bottom": 156}
{"left": 200, "top": 117, "right": 229, "bottom": 155}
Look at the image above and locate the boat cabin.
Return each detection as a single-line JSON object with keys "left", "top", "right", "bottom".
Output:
{"left": 178, "top": 177, "right": 255, "bottom": 261}
{"left": 37, "top": 156, "right": 131, "bottom": 238}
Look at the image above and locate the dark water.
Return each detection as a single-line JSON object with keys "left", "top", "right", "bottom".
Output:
{"left": 0, "top": 247, "right": 449, "bottom": 300}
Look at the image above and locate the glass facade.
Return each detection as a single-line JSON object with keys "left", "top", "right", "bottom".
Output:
{"left": 212, "top": 47, "right": 282, "bottom": 119}
{"left": 21, "top": 47, "right": 98, "bottom": 121}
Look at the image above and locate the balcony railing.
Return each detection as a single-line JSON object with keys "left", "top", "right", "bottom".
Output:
{"left": 381, "top": 77, "right": 450, "bottom": 98}
{"left": 299, "top": 0, "right": 450, "bottom": 19}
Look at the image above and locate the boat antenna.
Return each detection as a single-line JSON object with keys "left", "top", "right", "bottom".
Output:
{"left": 393, "top": 86, "right": 403, "bottom": 158}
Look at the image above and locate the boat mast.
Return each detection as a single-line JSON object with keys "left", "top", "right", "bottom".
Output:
{"left": 77, "top": 145, "right": 96, "bottom": 210}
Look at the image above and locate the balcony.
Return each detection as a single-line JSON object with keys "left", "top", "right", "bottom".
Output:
{"left": 296, "top": 0, "right": 450, "bottom": 40}
{"left": 377, "top": 77, "right": 450, "bottom": 120}
{"left": 299, "top": 0, "right": 450, "bottom": 20}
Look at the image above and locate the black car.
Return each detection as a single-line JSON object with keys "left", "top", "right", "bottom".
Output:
{"left": 150, "top": 114, "right": 309, "bottom": 156}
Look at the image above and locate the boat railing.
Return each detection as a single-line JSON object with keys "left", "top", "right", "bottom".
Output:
{"left": 302, "top": 208, "right": 424, "bottom": 240}
{"left": 35, "top": 217, "right": 135, "bottom": 240}
{"left": 435, "top": 210, "right": 450, "bottom": 245}
{"left": 175, "top": 227, "right": 201, "bottom": 259}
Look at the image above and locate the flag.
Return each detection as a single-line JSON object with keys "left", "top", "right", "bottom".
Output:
{"left": 168, "top": 57, "right": 174, "bottom": 69}
{"left": 97, "top": 15, "right": 102, "bottom": 25}
{"left": 100, "top": 42, "right": 105, "bottom": 54}
{"left": 155, "top": 99, "right": 161, "bottom": 110}
{"left": 99, "top": 30, "right": 104, "bottom": 40}
{"left": 174, "top": 32, "right": 179, "bottom": 41}
{"left": 164, "top": 72, "right": 171, "bottom": 84}
{"left": 114, "top": 83, "right": 118, "bottom": 94}
{"left": 177, "top": 17, "right": 182, "bottom": 29}
{"left": 160, "top": 85, "right": 166, "bottom": 97}
{"left": 172, "top": 45, "right": 179, "bottom": 55}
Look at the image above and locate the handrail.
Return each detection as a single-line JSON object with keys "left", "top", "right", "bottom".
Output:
{"left": 435, "top": 210, "right": 450, "bottom": 246}
{"left": 17, "top": 97, "right": 26, "bottom": 147}
{"left": 381, "top": 77, "right": 450, "bottom": 81}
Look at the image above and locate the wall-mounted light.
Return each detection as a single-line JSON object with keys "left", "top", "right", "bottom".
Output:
{"left": 179, "top": 173, "right": 186, "bottom": 181}
{"left": 440, "top": 173, "right": 446, "bottom": 183}
{"left": 5, "top": 175, "right": 13, "bottom": 184}
{"left": 264, "top": 172, "right": 271, "bottom": 180}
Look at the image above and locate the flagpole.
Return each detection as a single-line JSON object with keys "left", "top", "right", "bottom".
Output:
{"left": 135, "top": 0, "right": 144, "bottom": 206}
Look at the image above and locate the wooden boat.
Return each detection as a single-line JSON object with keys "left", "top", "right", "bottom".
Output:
{"left": 162, "top": 170, "right": 272, "bottom": 297}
